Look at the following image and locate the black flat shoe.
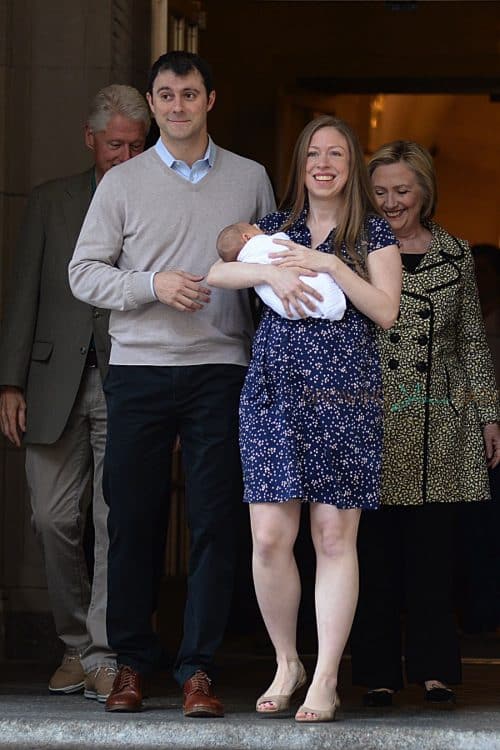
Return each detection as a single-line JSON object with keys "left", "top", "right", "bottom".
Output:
{"left": 425, "top": 686, "right": 456, "bottom": 707}
{"left": 362, "top": 689, "right": 393, "bottom": 707}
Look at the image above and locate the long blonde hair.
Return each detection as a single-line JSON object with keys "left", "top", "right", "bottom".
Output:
{"left": 279, "top": 115, "right": 380, "bottom": 272}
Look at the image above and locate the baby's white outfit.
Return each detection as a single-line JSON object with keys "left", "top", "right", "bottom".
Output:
{"left": 237, "top": 232, "right": 346, "bottom": 321}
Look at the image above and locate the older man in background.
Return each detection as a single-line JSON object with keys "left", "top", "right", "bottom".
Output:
{"left": 0, "top": 84, "right": 150, "bottom": 702}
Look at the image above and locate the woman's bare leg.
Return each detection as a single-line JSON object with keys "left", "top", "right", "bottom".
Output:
{"left": 250, "top": 501, "right": 303, "bottom": 709}
{"left": 296, "top": 504, "right": 361, "bottom": 718}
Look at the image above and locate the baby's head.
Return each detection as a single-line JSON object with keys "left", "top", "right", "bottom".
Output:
{"left": 217, "top": 222, "right": 263, "bottom": 256}
{"left": 239, "top": 223, "right": 263, "bottom": 242}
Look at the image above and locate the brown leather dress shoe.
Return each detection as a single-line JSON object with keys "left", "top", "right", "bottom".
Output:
{"left": 105, "top": 665, "right": 143, "bottom": 712}
{"left": 183, "top": 670, "right": 224, "bottom": 717}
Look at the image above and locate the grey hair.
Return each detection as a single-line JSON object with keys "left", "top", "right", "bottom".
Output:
{"left": 86, "top": 84, "right": 150, "bottom": 133}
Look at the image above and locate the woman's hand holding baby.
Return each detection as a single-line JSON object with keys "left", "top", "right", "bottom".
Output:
{"left": 270, "top": 239, "right": 338, "bottom": 276}
{"left": 264, "top": 264, "right": 323, "bottom": 319}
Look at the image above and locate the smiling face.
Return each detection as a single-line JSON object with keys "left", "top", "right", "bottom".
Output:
{"left": 371, "top": 161, "right": 424, "bottom": 236}
{"left": 85, "top": 113, "right": 147, "bottom": 183}
{"left": 304, "top": 126, "right": 350, "bottom": 202}
{"left": 146, "top": 68, "right": 215, "bottom": 156}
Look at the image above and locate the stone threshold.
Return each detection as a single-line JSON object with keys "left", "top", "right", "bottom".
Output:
{"left": 2, "top": 712, "right": 500, "bottom": 750}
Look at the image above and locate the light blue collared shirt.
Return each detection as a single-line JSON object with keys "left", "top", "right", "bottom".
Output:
{"left": 154, "top": 136, "right": 215, "bottom": 183}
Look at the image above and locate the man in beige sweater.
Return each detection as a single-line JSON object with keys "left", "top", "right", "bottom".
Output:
{"left": 69, "top": 51, "right": 275, "bottom": 717}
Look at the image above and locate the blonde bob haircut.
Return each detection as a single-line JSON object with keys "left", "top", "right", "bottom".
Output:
{"left": 368, "top": 140, "right": 437, "bottom": 221}
{"left": 278, "top": 115, "right": 380, "bottom": 273}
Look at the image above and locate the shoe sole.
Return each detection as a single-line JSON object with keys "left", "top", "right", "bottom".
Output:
{"left": 183, "top": 707, "right": 224, "bottom": 718}
{"left": 295, "top": 697, "right": 340, "bottom": 723}
{"left": 105, "top": 703, "right": 143, "bottom": 713}
{"left": 84, "top": 689, "right": 108, "bottom": 703}
{"left": 49, "top": 682, "right": 85, "bottom": 695}
{"left": 426, "top": 700, "right": 456, "bottom": 709}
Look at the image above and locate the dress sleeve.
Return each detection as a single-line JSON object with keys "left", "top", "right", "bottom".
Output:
{"left": 365, "top": 214, "right": 398, "bottom": 253}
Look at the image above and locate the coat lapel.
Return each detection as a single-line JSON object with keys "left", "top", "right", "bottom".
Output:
{"left": 61, "top": 169, "right": 94, "bottom": 257}
{"left": 404, "top": 222, "right": 464, "bottom": 293}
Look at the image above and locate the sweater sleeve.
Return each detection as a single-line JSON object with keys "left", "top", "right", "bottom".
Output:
{"left": 68, "top": 172, "right": 156, "bottom": 311}
{"left": 457, "top": 242, "right": 499, "bottom": 424}
{"left": 254, "top": 168, "right": 277, "bottom": 221}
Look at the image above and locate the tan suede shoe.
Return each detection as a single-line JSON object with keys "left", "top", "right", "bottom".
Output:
{"left": 48, "top": 653, "right": 85, "bottom": 694}
{"left": 84, "top": 666, "right": 118, "bottom": 703}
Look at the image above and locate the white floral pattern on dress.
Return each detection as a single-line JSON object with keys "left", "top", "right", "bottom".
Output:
{"left": 240, "top": 209, "right": 396, "bottom": 508}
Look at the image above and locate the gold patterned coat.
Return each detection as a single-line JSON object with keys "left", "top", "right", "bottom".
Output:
{"left": 378, "top": 222, "right": 499, "bottom": 506}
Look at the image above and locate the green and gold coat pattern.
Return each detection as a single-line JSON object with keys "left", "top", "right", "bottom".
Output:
{"left": 378, "top": 222, "right": 499, "bottom": 506}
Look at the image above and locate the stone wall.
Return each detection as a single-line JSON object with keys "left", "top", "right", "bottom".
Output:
{"left": 0, "top": 0, "right": 150, "bottom": 661}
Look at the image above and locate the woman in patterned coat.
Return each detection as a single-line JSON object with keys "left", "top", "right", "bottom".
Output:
{"left": 350, "top": 140, "right": 500, "bottom": 707}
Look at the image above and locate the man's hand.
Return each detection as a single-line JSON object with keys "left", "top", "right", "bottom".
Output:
{"left": 153, "top": 270, "right": 211, "bottom": 311}
{"left": 0, "top": 386, "right": 27, "bottom": 447}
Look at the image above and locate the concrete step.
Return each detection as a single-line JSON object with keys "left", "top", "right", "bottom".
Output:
{"left": 1, "top": 658, "right": 500, "bottom": 749}
{"left": 2, "top": 694, "right": 500, "bottom": 750}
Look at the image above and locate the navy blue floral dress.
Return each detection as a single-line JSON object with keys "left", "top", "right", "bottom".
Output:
{"left": 240, "top": 208, "right": 396, "bottom": 508}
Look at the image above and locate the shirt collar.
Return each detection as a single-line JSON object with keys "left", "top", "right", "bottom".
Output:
{"left": 154, "top": 136, "right": 215, "bottom": 169}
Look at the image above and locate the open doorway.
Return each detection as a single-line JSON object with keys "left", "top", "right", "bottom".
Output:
{"left": 276, "top": 84, "right": 500, "bottom": 659}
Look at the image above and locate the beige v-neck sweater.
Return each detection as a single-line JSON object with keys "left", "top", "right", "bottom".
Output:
{"left": 69, "top": 145, "right": 275, "bottom": 366}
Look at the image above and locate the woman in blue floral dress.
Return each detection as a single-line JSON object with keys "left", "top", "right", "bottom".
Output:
{"left": 207, "top": 116, "right": 401, "bottom": 722}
